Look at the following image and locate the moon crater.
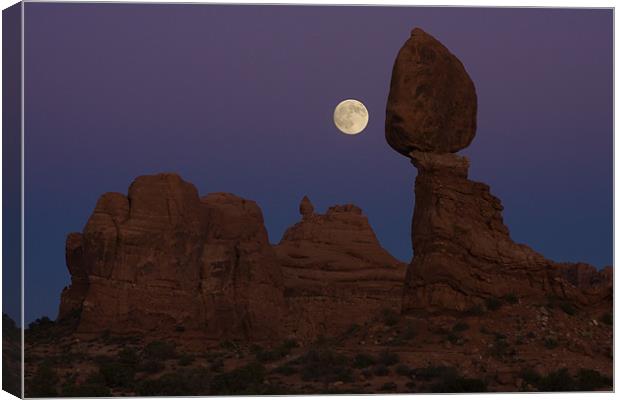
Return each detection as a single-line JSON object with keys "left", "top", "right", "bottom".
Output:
{"left": 333, "top": 99, "right": 369, "bottom": 135}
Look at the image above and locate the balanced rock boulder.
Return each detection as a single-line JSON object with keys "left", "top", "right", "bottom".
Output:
{"left": 385, "top": 28, "right": 477, "bottom": 154}
{"left": 58, "top": 173, "right": 286, "bottom": 340}
{"left": 276, "top": 197, "right": 407, "bottom": 340}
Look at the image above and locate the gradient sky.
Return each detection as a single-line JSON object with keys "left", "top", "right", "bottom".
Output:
{"left": 21, "top": 4, "right": 612, "bottom": 323}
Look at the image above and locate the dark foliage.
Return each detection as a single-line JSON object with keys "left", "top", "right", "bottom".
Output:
{"left": 352, "top": 353, "right": 376, "bottom": 369}
{"left": 377, "top": 350, "right": 399, "bottom": 366}
{"left": 210, "top": 362, "right": 282, "bottom": 395}
{"left": 136, "top": 367, "right": 210, "bottom": 396}
{"left": 485, "top": 297, "right": 503, "bottom": 311}
{"left": 28, "top": 362, "right": 59, "bottom": 397}
{"left": 295, "top": 348, "right": 352, "bottom": 383}
{"left": 142, "top": 340, "right": 177, "bottom": 360}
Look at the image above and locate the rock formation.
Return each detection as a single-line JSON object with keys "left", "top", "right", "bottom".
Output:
{"left": 59, "top": 173, "right": 286, "bottom": 339}
{"left": 276, "top": 197, "right": 407, "bottom": 339}
{"left": 402, "top": 151, "right": 611, "bottom": 312}
{"left": 58, "top": 178, "right": 405, "bottom": 342}
{"left": 385, "top": 29, "right": 611, "bottom": 314}
{"left": 386, "top": 28, "right": 477, "bottom": 155}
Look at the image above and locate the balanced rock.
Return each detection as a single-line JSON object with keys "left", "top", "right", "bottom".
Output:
{"left": 58, "top": 173, "right": 286, "bottom": 340}
{"left": 402, "top": 151, "right": 611, "bottom": 312}
{"left": 385, "top": 28, "right": 477, "bottom": 154}
{"left": 276, "top": 199, "right": 406, "bottom": 340}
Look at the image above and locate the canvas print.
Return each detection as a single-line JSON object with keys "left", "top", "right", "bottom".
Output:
{"left": 2, "top": 2, "right": 613, "bottom": 397}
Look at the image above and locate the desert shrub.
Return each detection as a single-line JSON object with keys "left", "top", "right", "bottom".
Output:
{"left": 352, "top": 353, "right": 376, "bottom": 369}
{"left": 395, "top": 364, "right": 412, "bottom": 376}
{"left": 400, "top": 322, "right": 417, "bottom": 340}
{"left": 601, "top": 312, "right": 613, "bottom": 326}
{"left": 136, "top": 367, "right": 210, "bottom": 396}
{"left": 431, "top": 375, "right": 487, "bottom": 393}
{"left": 210, "top": 362, "right": 275, "bottom": 395}
{"left": 452, "top": 321, "right": 469, "bottom": 332}
{"left": 255, "top": 339, "right": 297, "bottom": 362}
{"left": 414, "top": 365, "right": 456, "bottom": 381}
{"left": 543, "top": 337, "right": 558, "bottom": 350}
{"left": 139, "top": 359, "right": 165, "bottom": 373}
{"left": 382, "top": 309, "right": 400, "bottom": 326}
{"left": 446, "top": 332, "right": 462, "bottom": 345}
{"left": 520, "top": 368, "right": 542, "bottom": 386}
{"left": 178, "top": 354, "right": 195, "bottom": 366}
{"left": 559, "top": 302, "right": 577, "bottom": 316}
{"left": 118, "top": 347, "right": 139, "bottom": 366}
{"left": 504, "top": 293, "right": 519, "bottom": 304}
{"left": 523, "top": 368, "right": 611, "bottom": 392}
{"left": 380, "top": 382, "right": 398, "bottom": 391}
{"left": 490, "top": 337, "right": 514, "bottom": 359}
{"left": 99, "top": 361, "right": 136, "bottom": 388}
{"left": 536, "top": 368, "right": 575, "bottom": 391}
{"left": 143, "top": 340, "right": 177, "bottom": 360}
{"left": 373, "top": 365, "right": 390, "bottom": 376}
{"left": 219, "top": 340, "right": 242, "bottom": 353}
{"left": 575, "top": 369, "right": 612, "bottom": 390}
{"left": 27, "top": 316, "right": 57, "bottom": 342}
{"left": 28, "top": 316, "right": 54, "bottom": 332}
{"left": 465, "top": 304, "right": 484, "bottom": 316}
{"left": 414, "top": 365, "right": 486, "bottom": 393}
{"left": 28, "top": 362, "right": 59, "bottom": 397}
{"left": 344, "top": 323, "right": 361, "bottom": 336}
{"left": 209, "top": 358, "right": 225, "bottom": 372}
{"left": 378, "top": 350, "right": 399, "bottom": 366}
{"left": 485, "top": 297, "right": 503, "bottom": 311}
{"left": 296, "top": 348, "right": 352, "bottom": 383}
{"left": 273, "top": 363, "right": 297, "bottom": 376}
{"left": 62, "top": 372, "right": 111, "bottom": 397}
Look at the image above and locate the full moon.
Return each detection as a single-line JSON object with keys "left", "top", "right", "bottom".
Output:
{"left": 333, "top": 99, "right": 369, "bottom": 135}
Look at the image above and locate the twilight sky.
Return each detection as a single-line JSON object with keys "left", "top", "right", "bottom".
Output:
{"left": 21, "top": 4, "right": 612, "bottom": 323}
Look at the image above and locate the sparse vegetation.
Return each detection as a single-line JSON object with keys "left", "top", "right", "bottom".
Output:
{"left": 382, "top": 308, "right": 400, "bottom": 326}
{"left": 380, "top": 381, "right": 397, "bottom": 391}
{"left": 137, "top": 367, "right": 210, "bottom": 396}
{"left": 295, "top": 347, "right": 352, "bottom": 383}
{"left": 143, "top": 340, "right": 177, "bottom": 360}
{"left": 372, "top": 365, "right": 390, "bottom": 376}
{"left": 504, "top": 293, "right": 518, "bottom": 304}
{"left": 520, "top": 367, "right": 611, "bottom": 391}
{"left": 559, "top": 302, "right": 577, "bottom": 316}
{"left": 210, "top": 362, "right": 282, "bottom": 395}
{"left": 543, "top": 337, "right": 558, "bottom": 350}
{"left": 352, "top": 353, "right": 376, "bottom": 369}
{"left": 255, "top": 339, "right": 298, "bottom": 362}
{"left": 178, "top": 354, "right": 195, "bottom": 366}
{"left": 465, "top": 304, "right": 484, "bottom": 316}
{"left": 61, "top": 372, "right": 112, "bottom": 397}
{"left": 377, "top": 350, "right": 399, "bottom": 366}
{"left": 413, "top": 365, "right": 486, "bottom": 393}
{"left": 28, "top": 362, "right": 59, "bottom": 397}
{"left": 601, "top": 312, "right": 613, "bottom": 326}
{"left": 452, "top": 321, "right": 469, "bottom": 332}
{"left": 395, "top": 364, "right": 412, "bottom": 376}
{"left": 485, "top": 297, "right": 503, "bottom": 311}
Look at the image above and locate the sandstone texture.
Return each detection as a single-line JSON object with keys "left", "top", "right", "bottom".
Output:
{"left": 402, "top": 151, "right": 612, "bottom": 313}
{"left": 59, "top": 173, "right": 286, "bottom": 339}
{"left": 275, "top": 197, "right": 407, "bottom": 340}
{"left": 386, "top": 28, "right": 477, "bottom": 155}
{"left": 58, "top": 176, "right": 404, "bottom": 342}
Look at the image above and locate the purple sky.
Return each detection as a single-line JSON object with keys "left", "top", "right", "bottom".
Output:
{"left": 22, "top": 4, "right": 612, "bottom": 323}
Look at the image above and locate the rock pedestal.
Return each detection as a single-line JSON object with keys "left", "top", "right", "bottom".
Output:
{"left": 402, "top": 151, "right": 611, "bottom": 313}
